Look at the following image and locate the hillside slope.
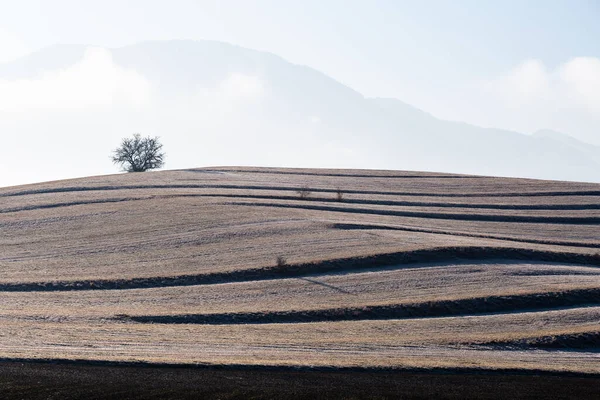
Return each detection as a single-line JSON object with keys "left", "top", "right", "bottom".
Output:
{"left": 0, "top": 167, "right": 599, "bottom": 373}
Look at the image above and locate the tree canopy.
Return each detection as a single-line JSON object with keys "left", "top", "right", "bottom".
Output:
{"left": 112, "top": 133, "right": 165, "bottom": 172}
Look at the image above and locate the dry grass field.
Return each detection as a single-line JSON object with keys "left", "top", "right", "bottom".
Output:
{"left": 1, "top": 167, "right": 599, "bottom": 397}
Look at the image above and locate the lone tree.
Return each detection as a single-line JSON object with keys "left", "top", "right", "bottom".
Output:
{"left": 112, "top": 133, "right": 165, "bottom": 172}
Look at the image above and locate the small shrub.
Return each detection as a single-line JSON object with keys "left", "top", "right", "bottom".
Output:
{"left": 296, "top": 186, "right": 312, "bottom": 200}
{"left": 276, "top": 256, "right": 287, "bottom": 267}
{"left": 336, "top": 188, "right": 344, "bottom": 202}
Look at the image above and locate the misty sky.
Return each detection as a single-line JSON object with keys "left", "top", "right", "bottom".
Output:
{"left": 1, "top": 0, "right": 599, "bottom": 187}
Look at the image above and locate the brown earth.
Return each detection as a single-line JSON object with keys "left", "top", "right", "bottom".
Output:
{"left": 0, "top": 167, "right": 599, "bottom": 389}
{"left": 1, "top": 361, "right": 600, "bottom": 400}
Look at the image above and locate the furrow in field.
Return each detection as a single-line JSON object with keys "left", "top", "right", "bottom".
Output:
{"left": 120, "top": 287, "right": 600, "bottom": 325}
{"left": 346, "top": 214, "right": 599, "bottom": 244}
{"left": 0, "top": 249, "right": 598, "bottom": 292}
{"left": 194, "top": 167, "right": 600, "bottom": 193}
{"left": 331, "top": 222, "right": 600, "bottom": 248}
{"left": 3, "top": 261, "right": 598, "bottom": 319}
{"left": 230, "top": 201, "right": 600, "bottom": 224}
{"left": 4, "top": 192, "right": 600, "bottom": 217}
{"left": 197, "top": 193, "right": 600, "bottom": 210}
{"left": 2, "top": 311, "right": 599, "bottom": 372}
{"left": 485, "top": 331, "right": 600, "bottom": 350}
{"left": 0, "top": 197, "right": 149, "bottom": 214}
{"left": 3, "top": 183, "right": 600, "bottom": 199}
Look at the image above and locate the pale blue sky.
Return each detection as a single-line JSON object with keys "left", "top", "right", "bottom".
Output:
{"left": 3, "top": 1, "right": 599, "bottom": 89}
{"left": 1, "top": 0, "right": 599, "bottom": 140}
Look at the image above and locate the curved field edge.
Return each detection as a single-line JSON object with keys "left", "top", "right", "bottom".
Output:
{"left": 3, "top": 183, "right": 600, "bottom": 199}
{"left": 4, "top": 190, "right": 600, "bottom": 221}
{"left": 1, "top": 246, "right": 599, "bottom": 291}
{"left": 119, "top": 288, "right": 600, "bottom": 324}
{"left": 485, "top": 331, "right": 600, "bottom": 350}
{"left": 332, "top": 222, "right": 599, "bottom": 249}
{"left": 0, "top": 357, "right": 598, "bottom": 377}
{"left": 4, "top": 193, "right": 600, "bottom": 215}
{"left": 229, "top": 201, "right": 600, "bottom": 224}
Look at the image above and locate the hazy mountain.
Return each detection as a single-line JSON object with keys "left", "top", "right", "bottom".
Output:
{"left": 533, "top": 129, "right": 600, "bottom": 163}
{"left": 369, "top": 98, "right": 600, "bottom": 181}
{"left": 1, "top": 40, "right": 598, "bottom": 186}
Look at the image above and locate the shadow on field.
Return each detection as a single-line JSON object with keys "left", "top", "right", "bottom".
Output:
{"left": 1, "top": 247, "right": 599, "bottom": 292}
{"left": 1, "top": 362, "right": 600, "bottom": 400}
{"left": 230, "top": 201, "right": 600, "bottom": 224}
{"left": 123, "top": 288, "right": 600, "bottom": 328}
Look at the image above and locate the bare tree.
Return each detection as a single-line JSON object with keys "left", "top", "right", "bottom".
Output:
{"left": 112, "top": 133, "right": 165, "bottom": 172}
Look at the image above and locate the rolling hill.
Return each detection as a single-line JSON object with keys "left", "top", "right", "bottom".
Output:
{"left": 0, "top": 166, "right": 599, "bottom": 380}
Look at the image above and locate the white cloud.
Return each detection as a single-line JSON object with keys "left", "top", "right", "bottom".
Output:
{"left": 0, "top": 29, "right": 29, "bottom": 64}
{"left": 560, "top": 57, "right": 600, "bottom": 113}
{"left": 0, "top": 47, "right": 152, "bottom": 112}
{"left": 511, "top": 60, "right": 549, "bottom": 99}
{"left": 484, "top": 57, "right": 600, "bottom": 114}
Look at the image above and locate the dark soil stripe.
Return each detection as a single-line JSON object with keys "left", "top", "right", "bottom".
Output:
{"left": 332, "top": 223, "right": 600, "bottom": 249}
{"left": 231, "top": 201, "right": 600, "bottom": 224}
{"left": 4, "top": 193, "right": 599, "bottom": 216}
{"left": 171, "top": 193, "right": 600, "bottom": 211}
{"left": 121, "top": 288, "right": 600, "bottom": 325}
{"left": 0, "top": 197, "right": 147, "bottom": 214}
{"left": 487, "top": 331, "right": 600, "bottom": 350}
{"left": 1, "top": 247, "right": 598, "bottom": 292}
{"left": 0, "top": 358, "right": 598, "bottom": 377}
{"left": 3, "top": 184, "right": 600, "bottom": 199}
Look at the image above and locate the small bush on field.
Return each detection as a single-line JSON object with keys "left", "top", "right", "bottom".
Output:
{"left": 336, "top": 188, "right": 344, "bottom": 202}
{"left": 276, "top": 256, "right": 287, "bottom": 267}
{"left": 296, "top": 186, "right": 312, "bottom": 199}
